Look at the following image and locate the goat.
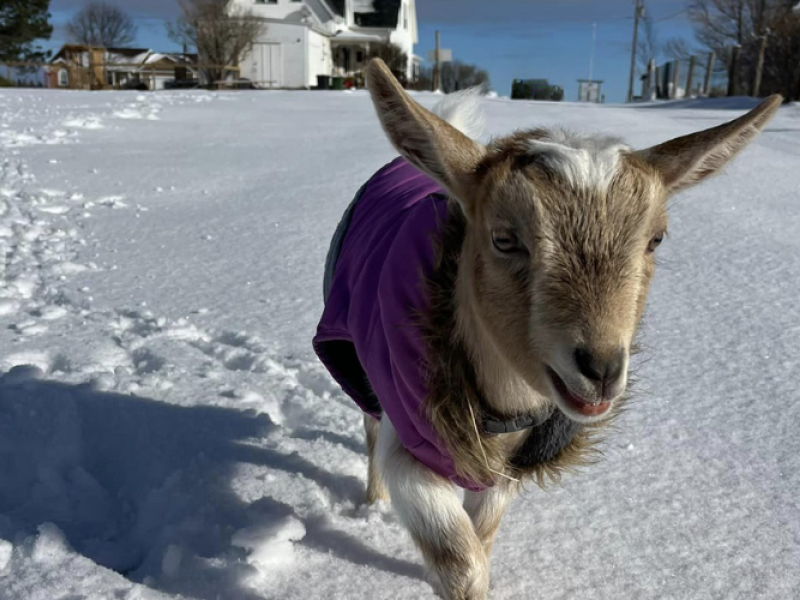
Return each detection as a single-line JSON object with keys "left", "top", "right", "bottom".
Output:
{"left": 314, "top": 58, "right": 781, "bottom": 600}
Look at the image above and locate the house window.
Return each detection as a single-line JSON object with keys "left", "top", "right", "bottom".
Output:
{"left": 356, "top": 51, "right": 364, "bottom": 63}
{"left": 58, "top": 69, "right": 69, "bottom": 87}
{"left": 255, "top": 0, "right": 277, "bottom": 4}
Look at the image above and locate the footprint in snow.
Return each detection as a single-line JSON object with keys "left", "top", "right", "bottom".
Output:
{"left": 29, "top": 305, "right": 68, "bottom": 321}
{"left": 9, "top": 320, "right": 49, "bottom": 336}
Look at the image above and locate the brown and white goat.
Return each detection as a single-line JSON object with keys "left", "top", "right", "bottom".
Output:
{"left": 363, "top": 58, "right": 780, "bottom": 600}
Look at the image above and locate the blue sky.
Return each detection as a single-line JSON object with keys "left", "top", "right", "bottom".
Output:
{"left": 45, "top": 0, "right": 698, "bottom": 102}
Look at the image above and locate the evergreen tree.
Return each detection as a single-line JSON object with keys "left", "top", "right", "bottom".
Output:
{"left": 0, "top": 0, "right": 53, "bottom": 66}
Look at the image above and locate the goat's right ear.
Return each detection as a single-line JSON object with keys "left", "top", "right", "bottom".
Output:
{"left": 635, "top": 94, "right": 782, "bottom": 194}
{"left": 366, "top": 59, "right": 485, "bottom": 209}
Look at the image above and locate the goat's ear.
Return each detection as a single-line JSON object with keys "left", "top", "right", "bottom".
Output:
{"left": 365, "top": 59, "right": 485, "bottom": 207}
{"left": 635, "top": 95, "right": 782, "bottom": 194}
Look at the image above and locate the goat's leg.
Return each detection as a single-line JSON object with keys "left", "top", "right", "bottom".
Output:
{"left": 364, "top": 414, "right": 389, "bottom": 503}
{"left": 463, "top": 481, "right": 516, "bottom": 560}
{"left": 377, "top": 418, "right": 489, "bottom": 600}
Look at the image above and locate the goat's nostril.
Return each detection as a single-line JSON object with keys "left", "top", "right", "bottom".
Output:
{"left": 574, "top": 347, "right": 602, "bottom": 381}
{"left": 574, "top": 347, "right": 625, "bottom": 386}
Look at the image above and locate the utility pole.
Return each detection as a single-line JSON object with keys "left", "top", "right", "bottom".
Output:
{"left": 627, "top": 0, "right": 644, "bottom": 103}
{"left": 672, "top": 59, "right": 681, "bottom": 99}
{"left": 753, "top": 35, "right": 767, "bottom": 97}
{"left": 588, "top": 23, "right": 597, "bottom": 83}
{"left": 704, "top": 51, "right": 715, "bottom": 96}
{"left": 433, "top": 30, "right": 441, "bottom": 92}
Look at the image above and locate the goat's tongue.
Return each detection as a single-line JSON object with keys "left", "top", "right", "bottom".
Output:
{"left": 550, "top": 369, "right": 612, "bottom": 416}
{"left": 570, "top": 399, "right": 611, "bottom": 416}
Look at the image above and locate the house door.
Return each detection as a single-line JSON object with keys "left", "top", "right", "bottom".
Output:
{"left": 252, "top": 43, "right": 282, "bottom": 88}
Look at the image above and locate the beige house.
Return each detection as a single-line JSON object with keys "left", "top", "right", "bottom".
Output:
{"left": 48, "top": 45, "right": 197, "bottom": 91}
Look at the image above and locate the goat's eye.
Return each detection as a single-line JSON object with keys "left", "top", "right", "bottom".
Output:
{"left": 647, "top": 232, "right": 665, "bottom": 253}
{"left": 492, "top": 230, "right": 522, "bottom": 254}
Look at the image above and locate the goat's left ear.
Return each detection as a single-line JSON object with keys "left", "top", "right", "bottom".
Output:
{"left": 365, "top": 59, "right": 485, "bottom": 209}
{"left": 635, "top": 95, "right": 782, "bottom": 194}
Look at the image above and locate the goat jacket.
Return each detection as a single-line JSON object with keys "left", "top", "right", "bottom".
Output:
{"left": 313, "top": 158, "right": 484, "bottom": 491}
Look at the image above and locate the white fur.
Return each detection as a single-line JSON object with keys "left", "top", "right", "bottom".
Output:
{"left": 528, "top": 129, "right": 630, "bottom": 190}
{"left": 376, "top": 418, "right": 490, "bottom": 599}
{"left": 463, "top": 481, "right": 515, "bottom": 553}
{"left": 431, "top": 87, "right": 487, "bottom": 141}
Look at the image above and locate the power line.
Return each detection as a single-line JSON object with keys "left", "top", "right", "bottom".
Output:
{"left": 654, "top": 9, "right": 689, "bottom": 23}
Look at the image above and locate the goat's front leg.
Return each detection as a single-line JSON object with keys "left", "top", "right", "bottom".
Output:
{"left": 364, "top": 414, "right": 389, "bottom": 503}
{"left": 377, "top": 418, "right": 489, "bottom": 600}
{"left": 463, "top": 480, "right": 516, "bottom": 560}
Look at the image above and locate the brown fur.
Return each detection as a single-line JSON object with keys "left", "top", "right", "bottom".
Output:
{"left": 423, "top": 193, "right": 630, "bottom": 489}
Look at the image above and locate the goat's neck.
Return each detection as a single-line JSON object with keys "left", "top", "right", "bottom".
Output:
{"left": 453, "top": 257, "right": 551, "bottom": 420}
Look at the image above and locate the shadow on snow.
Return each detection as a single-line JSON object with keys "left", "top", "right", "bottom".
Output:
{"left": 0, "top": 367, "right": 424, "bottom": 599}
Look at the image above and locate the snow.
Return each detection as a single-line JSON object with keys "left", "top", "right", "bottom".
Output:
{"left": 0, "top": 88, "right": 798, "bottom": 600}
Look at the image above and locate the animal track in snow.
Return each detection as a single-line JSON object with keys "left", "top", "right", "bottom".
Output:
{"left": 62, "top": 115, "right": 104, "bottom": 130}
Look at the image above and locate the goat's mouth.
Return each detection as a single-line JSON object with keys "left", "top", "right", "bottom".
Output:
{"left": 546, "top": 368, "right": 612, "bottom": 419}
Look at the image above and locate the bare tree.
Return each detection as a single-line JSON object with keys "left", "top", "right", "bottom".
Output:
{"left": 637, "top": 16, "right": 660, "bottom": 73}
{"left": 687, "top": 0, "right": 800, "bottom": 98}
{"left": 664, "top": 37, "right": 696, "bottom": 61}
{"left": 167, "top": 0, "right": 265, "bottom": 87}
{"left": 366, "top": 43, "right": 408, "bottom": 85}
{"left": 411, "top": 61, "right": 490, "bottom": 94}
{"left": 686, "top": 0, "right": 786, "bottom": 50}
{"left": 438, "top": 60, "right": 490, "bottom": 94}
{"left": 67, "top": 1, "right": 137, "bottom": 48}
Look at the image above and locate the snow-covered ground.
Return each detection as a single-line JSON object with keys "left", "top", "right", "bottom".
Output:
{"left": 0, "top": 88, "right": 798, "bottom": 600}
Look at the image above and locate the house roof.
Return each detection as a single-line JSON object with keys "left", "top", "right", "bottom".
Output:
{"left": 106, "top": 47, "right": 151, "bottom": 57}
{"left": 354, "top": 0, "right": 401, "bottom": 28}
{"left": 332, "top": 30, "right": 385, "bottom": 42}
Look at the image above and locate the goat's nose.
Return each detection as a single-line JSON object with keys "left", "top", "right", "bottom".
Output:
{"left": 574, "top": 346, "right": 625, "bottom": 392}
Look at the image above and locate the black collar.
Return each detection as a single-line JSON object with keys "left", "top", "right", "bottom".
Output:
{"left": 482, "top": 412, "right": 549, "bottom": 435}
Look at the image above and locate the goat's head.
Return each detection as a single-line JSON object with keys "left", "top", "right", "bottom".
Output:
{"left": 366, "top": 59, "right": 780, "bottom": 424}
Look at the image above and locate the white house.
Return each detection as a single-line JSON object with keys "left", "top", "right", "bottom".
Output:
{"left": 228, "top": 0, "right": 418, "bottom": 88}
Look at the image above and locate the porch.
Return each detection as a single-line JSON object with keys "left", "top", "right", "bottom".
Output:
{"left": 330, "top": 31, "right": 385, "bottom": 78}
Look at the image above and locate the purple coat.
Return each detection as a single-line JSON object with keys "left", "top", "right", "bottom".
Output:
{"left": 313, "top": 158, "right": 482, "bottom": 490}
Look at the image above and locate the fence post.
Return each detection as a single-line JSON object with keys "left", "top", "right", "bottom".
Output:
{"left": 753, "top": 35, "right": 767, "bottom": 97}
{"left": 686, "top": 55, "right": 696, "bottom": 98}
{"left": 647, "top": 59, "right": 657, "bottom": 101}
{"left": 728, "top": 45, "right": 741, "bottom": 96}
{"left": 672, "top": 59, "right": 681, "bottom": 99}
{"left": 704, "top": 51, "right": 715, "bottom": 96}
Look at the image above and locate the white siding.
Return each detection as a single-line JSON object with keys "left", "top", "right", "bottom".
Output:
{"left": 389, "top": 26, "right": 415, "bottom": 80}
{"left": 152, "top": 75, "right": 172, "bottom": 91}
{"left": 240, "top": 23, "right": 307, "bottom": 88}
{"left": 307, "top": 30, "right": 332, "bottom": 86}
